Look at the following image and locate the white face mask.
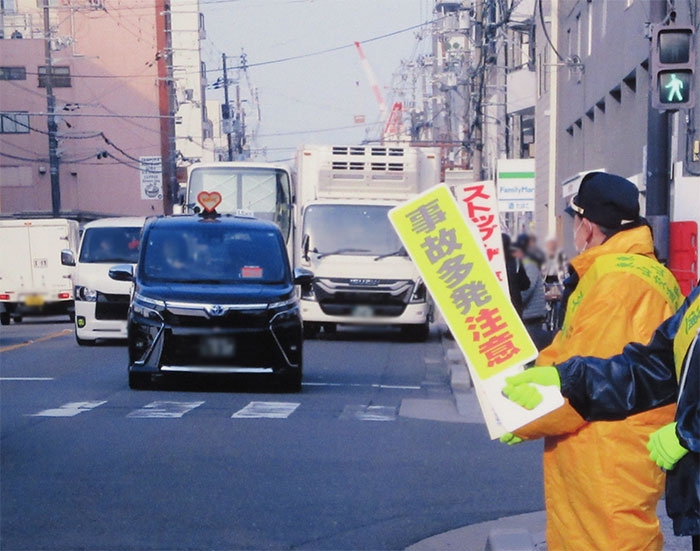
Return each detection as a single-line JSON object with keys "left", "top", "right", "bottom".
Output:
{"left": 573, "top": 218, "right": 590, "bottom": 253}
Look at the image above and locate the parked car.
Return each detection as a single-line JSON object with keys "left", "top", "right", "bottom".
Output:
{"left": 62, "top": 217, "right": 145, "bottom": 345}
{"left": 110, "top": 212, "right": 312, "bottom": 391}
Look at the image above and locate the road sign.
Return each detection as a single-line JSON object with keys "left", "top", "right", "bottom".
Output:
{"left": 389, "top": 184, "right": 563, "bottom": 438}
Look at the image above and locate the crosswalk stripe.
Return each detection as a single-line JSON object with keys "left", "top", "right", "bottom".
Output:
{"left": 340, "top": 404, "right": 397, "bottom": 421}
{"left": 127, "top": 401, "right": 205, "bottom": 419}
{"left": 231, "top": 401, "right": 300, "bottom": 419}
{"left": 27, "top": 400, "right": 407, "bottom": 421}
{"left": 31, "top": 401, "right": 107, "bottom": 417}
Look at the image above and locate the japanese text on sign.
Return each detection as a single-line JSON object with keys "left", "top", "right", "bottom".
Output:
{"left": 453, "top": 180, "right": 508, "bottom": 293}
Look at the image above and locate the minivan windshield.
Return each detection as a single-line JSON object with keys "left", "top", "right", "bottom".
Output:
{"left": 79, "top": 227, "right": 141, "bottom": 264}
{"left": 142, "top": 224, "right": 288, "bottom": 284}
{"left": 303, "top": 205, "right": 402, "bottom": 257}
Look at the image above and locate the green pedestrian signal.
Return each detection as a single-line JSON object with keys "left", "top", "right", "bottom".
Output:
{"left": 659, "top": 71, "right": 693, "bottom": 104}
{"left": 651, "top": 26, "right": 695, "bottom": 110}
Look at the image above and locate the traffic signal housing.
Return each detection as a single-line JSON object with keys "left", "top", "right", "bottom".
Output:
{"left": 651, "top": 25, "right": 695, "bottom": 110}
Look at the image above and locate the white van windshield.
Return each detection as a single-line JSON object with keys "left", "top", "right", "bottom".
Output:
{"left": 79, "top": 227, "right": 141, "bottom": 264}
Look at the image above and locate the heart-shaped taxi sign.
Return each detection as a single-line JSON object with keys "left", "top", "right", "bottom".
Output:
{"left": 197, "top": 191, "right": 222, "bottom": 213}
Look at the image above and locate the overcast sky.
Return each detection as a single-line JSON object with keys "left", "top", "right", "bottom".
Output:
{"left": 200, "top": 0, "right": 434, "bottom": 162}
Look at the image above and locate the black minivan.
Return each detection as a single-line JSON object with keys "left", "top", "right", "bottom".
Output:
{"left": 110, "top": 213, "right": 312, "bottom": 391}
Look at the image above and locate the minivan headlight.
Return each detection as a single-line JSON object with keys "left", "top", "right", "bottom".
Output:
{"left": 132, "top": 292, "right": 165, "bottom": 320}
{"left": 75, "top": 285, "right": 97, "bottom": 302}
{"left": 268, "top": 296, "right": 298, "bottom": 310}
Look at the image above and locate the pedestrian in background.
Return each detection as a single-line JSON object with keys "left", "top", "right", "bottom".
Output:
{"left": 502, "top": 233, "right": 530, "bottom": 317}
{"left": 541, "top": 235, "right": 569, "bottom": 332}
{"left": 503, "top": 284, "right": 699, "bottom": 550}
{"left": 512, "top": 234, "right": 551, "bottom": 349}
{"left": 499, "top": 172, "right": 683, "bottom": 550}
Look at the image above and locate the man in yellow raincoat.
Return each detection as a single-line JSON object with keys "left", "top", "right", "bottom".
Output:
{"left": 502, "top": 172, "right": 683, "bottom": 550}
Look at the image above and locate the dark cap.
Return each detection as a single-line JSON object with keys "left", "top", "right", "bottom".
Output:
{"left": 513, "top": 233, "right": 529, "bottom": 252}
{"left": 565, "top": 172, "right": 640, "bottom": 228}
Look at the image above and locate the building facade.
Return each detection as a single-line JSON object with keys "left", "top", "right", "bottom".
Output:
{"left": 0, "top": 0, "right": 213, "bottom": 219}
{"left": 534, "top": 0, "right": 700, "bottom": 260}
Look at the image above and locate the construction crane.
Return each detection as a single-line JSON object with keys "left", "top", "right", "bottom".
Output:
{"left": 354, "top": 41, "right": 404, "bottom": 143}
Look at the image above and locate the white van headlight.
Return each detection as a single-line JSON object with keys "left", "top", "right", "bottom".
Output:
{"left": 75, "top": 285, "right": 97, "bottom": 302}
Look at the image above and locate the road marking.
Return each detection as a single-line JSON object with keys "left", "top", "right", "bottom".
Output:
{"left": 1, "top": 377, "right": 54, "bottom": 381}
{"left": 303, "top": 382, "right": 421, "bottom": 390}
{"left": 340, "top": 405, "right": 397, "bottom": 421}
{"left": 31, "top": 400, "right": 107, "bottom": 417}
{"left": 232, "top": 401, "right": 300, "bottom": 419}
{"left": 127, "top": 401, "right": 205, "bottom": 419}
{"left": 0, "top": 328, "right": 72, "bottom": 353}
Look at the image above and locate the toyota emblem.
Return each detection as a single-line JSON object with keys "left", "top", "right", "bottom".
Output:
{"left": 207, "top": 305, "right": 226, "bottom": 317}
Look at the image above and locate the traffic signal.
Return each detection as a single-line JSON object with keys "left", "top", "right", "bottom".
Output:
{"left": 651, "top": 25, "right": 695, "bottom": 110}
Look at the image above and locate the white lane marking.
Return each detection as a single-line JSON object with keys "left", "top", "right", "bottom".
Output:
{"left": 127, "top": 401, "right": 205, "bottom": 419}
{"left": 231, "top": 401, "right": 300, "bottom": 419}
{"left": 31, "top": 401, "right": 107, "bottom": 417}
{"left": 303, "top": 382, "right": 421, "bottom": 390}
{"left": 340, "top": 405, "right": 397, "bottom": 422}
{"left": 1, "top": 377, "right": 54, "bottom": 381}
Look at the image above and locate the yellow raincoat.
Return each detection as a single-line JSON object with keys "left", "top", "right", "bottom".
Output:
{"left": 515, "top": 225, "right": 679, "bottom": 550}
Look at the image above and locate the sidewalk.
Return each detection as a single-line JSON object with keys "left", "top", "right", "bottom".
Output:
{"left": 406, "top": 500, "right": 689, "bottom": 551}
{"left": 408, "top": 322, "right": 691, "bottom": 551}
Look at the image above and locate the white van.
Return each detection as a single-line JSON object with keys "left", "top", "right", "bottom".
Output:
{"left": 62, "top": 217, "right": 144, "bottom": 345}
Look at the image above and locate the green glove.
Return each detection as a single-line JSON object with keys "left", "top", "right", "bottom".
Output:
{"left": 502, "top": 367, "right": 561, "bottom": 410}
{"left": 647, "top": 422, "right": 689, "bottom": 471}
{"left": 499, "top": 432, "right": 524, "bottom": 446}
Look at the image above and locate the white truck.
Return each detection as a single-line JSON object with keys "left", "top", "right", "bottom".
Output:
{"left": 0, "top": 218, "right": 79, "bottom": 325}
{"left": 182, "top": 161, "right": 294, "bottom": 251}
{"left": 295, "top": 144, "right": 440, "bottom": 340}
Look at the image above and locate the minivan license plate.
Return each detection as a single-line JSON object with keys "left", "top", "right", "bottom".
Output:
{"left": 199, "top": 336, "right": 235, "bottom": 358}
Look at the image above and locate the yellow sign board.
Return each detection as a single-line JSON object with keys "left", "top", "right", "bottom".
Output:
{"left": 389, "top": 184, "right": 537, "bottom": 380}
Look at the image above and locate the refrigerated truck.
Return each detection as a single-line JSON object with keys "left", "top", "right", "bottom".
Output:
{"left": 294, "top": 144, "right": 441, "bottom": 340}
{"left": 0, "top": 218, "right": 79, "bottom": 325}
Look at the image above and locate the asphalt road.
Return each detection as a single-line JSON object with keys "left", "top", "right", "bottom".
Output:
{"left": 1, "top": 318, "right": 544, "bottom": 550}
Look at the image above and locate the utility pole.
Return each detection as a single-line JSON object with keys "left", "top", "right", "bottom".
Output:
{"left": 222, "top": 53, "right": 233, "bottom": 161}
{"left": 471, "top": 0, "right": 484, "bottom": 182}
{"left": 234, "top": 81, "right": 245, "bottom": 157}
{"left": 43, "top": 2, "right": 60, "bottom": 217}
{"left": 155, "top": 0, "right": 176, "bottom": 214}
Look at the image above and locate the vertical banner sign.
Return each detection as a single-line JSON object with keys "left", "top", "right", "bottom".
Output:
{"left": 496, "top": 159, "right": 535, "bottom": 212}
{"left": 452, "top": 179, "right": 508, "bottom": 296}
{"left": 389, "top": 184, "right": 563, "bottom": 438}
{"left": 139, "top": 156, "right": 163, "bottom": 201}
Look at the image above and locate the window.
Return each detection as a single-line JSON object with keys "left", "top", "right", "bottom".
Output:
{"left": 0, "top": 112, "right": 30, "bottom": 133}
{"left": 509, "top": 27, "right": 534, "bottom": 71}
{"left": 38, "top": 66, "right": 71, "bottom": 88}
{"left": 0, "top": 66, "right": 26, "bottom": 80}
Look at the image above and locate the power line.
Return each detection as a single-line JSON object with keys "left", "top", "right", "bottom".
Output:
{"left": 206, "top": 17, "right": 444, "bottom": 73}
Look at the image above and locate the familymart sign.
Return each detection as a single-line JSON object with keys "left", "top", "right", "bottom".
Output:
{"left": 496, "top": 159, "right": 535, "bottom": 212}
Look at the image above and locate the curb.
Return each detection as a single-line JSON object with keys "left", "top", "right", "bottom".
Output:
{"left": 437, "top": 316, "right": 480, "bottom": 421}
